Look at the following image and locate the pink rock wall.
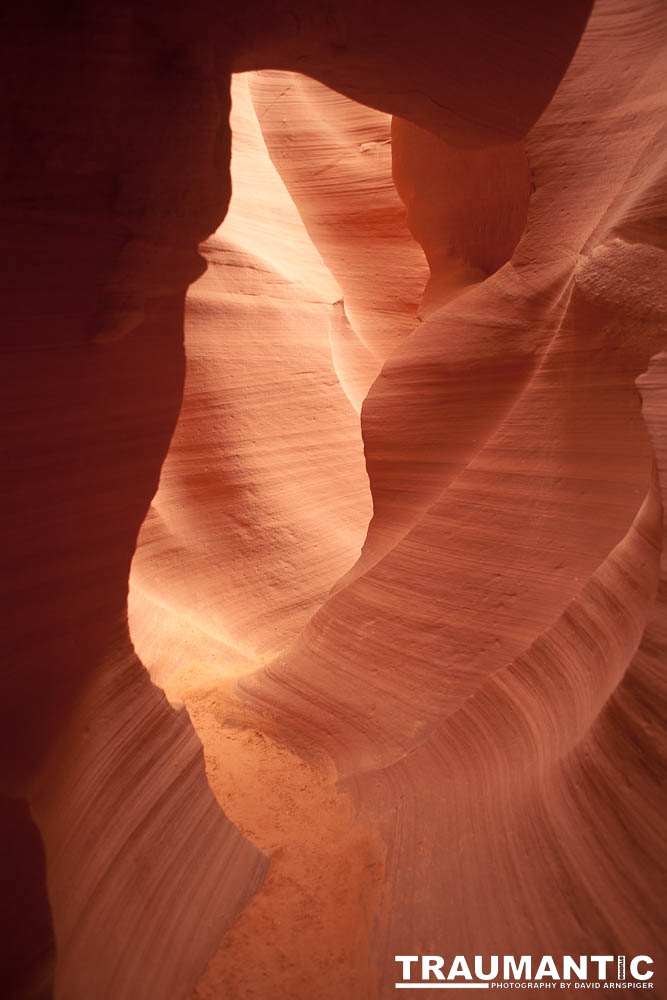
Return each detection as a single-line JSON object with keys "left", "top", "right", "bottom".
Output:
{"left": 2, "top": 0, "right": 666, "bottom": 996}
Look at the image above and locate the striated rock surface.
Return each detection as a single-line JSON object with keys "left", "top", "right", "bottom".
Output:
{"left": 236, "top": 0, "right": 667, "bottom": 993}
{"left": 129, "top": 74, "right": 373, "bottom": 679}
{"left": 2, "top": 0, "right": 666, "bottom": 997}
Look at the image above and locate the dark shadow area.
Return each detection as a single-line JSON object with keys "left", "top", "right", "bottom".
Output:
{"left": 0, "top": 797, "right": 55, "bottom": 1000}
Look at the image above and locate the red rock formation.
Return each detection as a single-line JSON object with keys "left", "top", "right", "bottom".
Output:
{"left": 3, "top": 0, "right": 666, "bottom": 997}
{"left": 129, "top": 73, "right": 373, "bottom": 679}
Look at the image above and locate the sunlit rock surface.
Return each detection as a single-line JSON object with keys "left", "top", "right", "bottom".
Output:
{"left": 2, "top": 0, "right": 666, "bottom": 996}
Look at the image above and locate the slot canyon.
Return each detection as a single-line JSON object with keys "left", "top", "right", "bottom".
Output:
{"left": 2, "top": 0, "right": 667, "bottom": 997}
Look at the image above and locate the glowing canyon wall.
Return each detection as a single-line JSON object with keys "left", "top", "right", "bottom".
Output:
{"left": 2, "top": 0, "right": 666, "bottom": 997}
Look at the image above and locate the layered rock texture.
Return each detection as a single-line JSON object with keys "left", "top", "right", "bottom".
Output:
{"left": 2, "top": 0, "right": 666, "bottom": 997}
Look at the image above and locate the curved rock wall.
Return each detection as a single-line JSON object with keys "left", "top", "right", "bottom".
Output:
{"left": 129, "top": 73, "right": 373, "bottom": 679}
{"left": 2, "top": 0, "right": 666, "bottom": 997}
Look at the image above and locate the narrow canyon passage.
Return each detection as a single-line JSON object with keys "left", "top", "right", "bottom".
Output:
{"left": 3, "top": 1, "right": 667, "bottom": 998}
{"left": 129, "top": 71, "right": 425, "bottom": 998}
{"left": 135, "top": 38, "right": 667, "bottom": 998}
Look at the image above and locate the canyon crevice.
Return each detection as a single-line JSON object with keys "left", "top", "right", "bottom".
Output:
{"left": 2, "top": 0, "right": 666, "bottom": 997}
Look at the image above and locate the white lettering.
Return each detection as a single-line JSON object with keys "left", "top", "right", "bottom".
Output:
{"left": 590, "top": 957, "right": 613, "bottom": 980}
{"left": 447, "top": 956, "right": 472, "bottom": 980}
{"left": 422, "top": 956, "right": 446, "bottom": 981}
{"left": 563, "top": 957, "right": 587, "bottom": 980}
{"left": 630, "top": 957, "right": 653, "bottom": 981}
{"left": 395, "top": 956, "right": 418, "bottom": 980}
{"left": 475, "top": 955, "right": 499, "bottom": 980}
{"left": 536, "top": 956, "right": 560, "bottom": 981}
{"left": 504, "top": 956, "right": 532, "bottom": 981}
